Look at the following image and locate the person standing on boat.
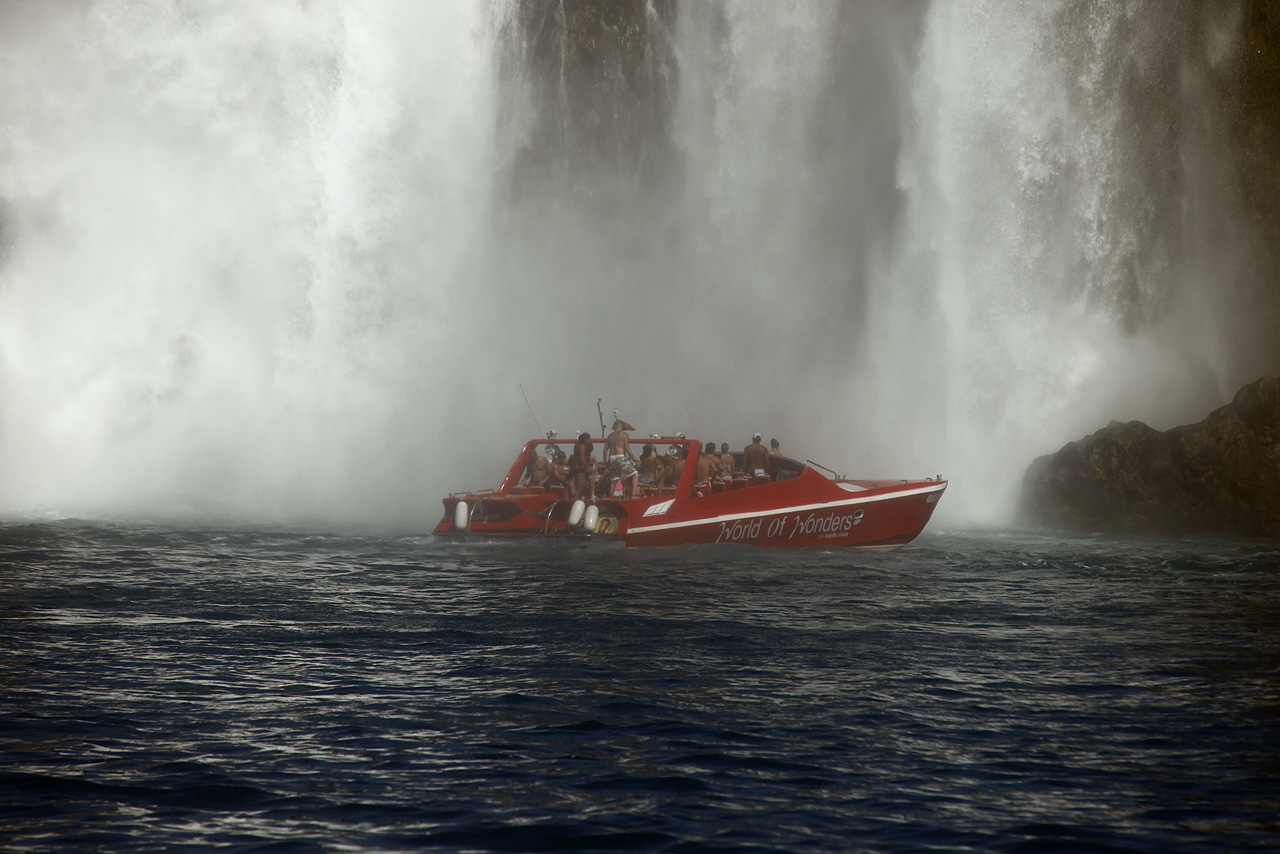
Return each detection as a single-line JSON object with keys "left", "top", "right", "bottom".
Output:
{"left": 705, "top": 440, "right": 728, "bottom": 482}
{"left": 604, "top": 419, "right": 640, "bottom": 499}
{"left": 568, "top": 432, "right": 596, "bottom": 501}
{"left": 719, "top": 442, "right": 736, "bottom": 475}
{"left": 770, "top": 438, "right": 783, "bottom": 456}
{"left": 693, "top": 441, "right": 719, "bottom": 497}
{"left": 743, "top": 433, "right": 772, "bottom": 484}
{"left": 666, "top": 444, "right": 687, "bottom": 488}
{"left": 638, "top": 444, "right": 659, "bottom": 488}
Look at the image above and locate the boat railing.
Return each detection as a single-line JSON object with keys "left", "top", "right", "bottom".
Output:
{"left": 449, "top": 487, "right": 495, "bottom": 499}
{"left": 804, "top": 459, "right": 844, "bottom": 480}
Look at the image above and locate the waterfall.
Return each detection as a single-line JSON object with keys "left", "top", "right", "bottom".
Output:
{"left": 868, "top": 0, "right": 1270, "bottom": 523}
{"left": 0, "top": 2, "right": 499, "bottom": 522}
{"left": 0, "top": 1, "right": 1270, "bottom": 526}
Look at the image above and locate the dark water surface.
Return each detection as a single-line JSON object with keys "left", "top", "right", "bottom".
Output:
{"left": 2, "top": 522, "right": 1279, "bottom": 852}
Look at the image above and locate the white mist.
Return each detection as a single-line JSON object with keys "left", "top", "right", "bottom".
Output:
{"left": 0, "top": 1, "right": 1268, "bottom": 529}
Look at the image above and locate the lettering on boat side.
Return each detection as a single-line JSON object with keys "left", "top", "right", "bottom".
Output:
{"left": 716, "top": 518, "right": 764, "bottom": 543}
{"left": 714, "top": 509, "right": 864, "bottom": 544}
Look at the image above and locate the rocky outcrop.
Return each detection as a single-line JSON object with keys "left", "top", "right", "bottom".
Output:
{"left": 1021, "top": 376, "right": 1280, "bottom": 537}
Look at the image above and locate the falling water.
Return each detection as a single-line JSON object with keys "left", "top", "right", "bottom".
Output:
{"left": 862, "top": 0, "right": 1274, "bottom": 522}
{"left": 0, "top": 1, "right": 1272, "bottom": 527}
{"left": 0, "top": 2, "right": 498, "bottom": 523}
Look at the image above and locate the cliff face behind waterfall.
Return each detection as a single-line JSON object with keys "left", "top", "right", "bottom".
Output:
{"left": 1233, "top": 0, "right": 1280, "bottom": 298}
{"left": 497, "top": 0, "right": 679, "bottom": 204}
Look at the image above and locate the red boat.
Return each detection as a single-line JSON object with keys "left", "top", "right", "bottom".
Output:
{"left": 433, "top": 435, "right": 946, "bottom": 549}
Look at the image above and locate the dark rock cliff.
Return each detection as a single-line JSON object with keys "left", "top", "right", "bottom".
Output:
{"left": 1233, "top": 0, "right": 1280, "bottom": 255}
{"left": 1228, "top": 0, "right": 1280, "bottom": 368}
{"left": 1021, "top": 376, "right": 1280, "bottom": 537}
{"left": 498, "top": 0, "right": 679, "bottom": 207}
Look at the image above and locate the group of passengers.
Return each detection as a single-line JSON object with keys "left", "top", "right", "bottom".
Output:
{"left": 522, "top": 434, "right": 596, "bottom": 502}
{"left": 524, "top": 421, "right": 785, "bottom": 502}
{"left": 690, "top": 432, "right": 782, "bottom": 497}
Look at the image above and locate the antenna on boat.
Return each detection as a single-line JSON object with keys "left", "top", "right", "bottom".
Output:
{"left": 519, "top": 384, "right": 543, "bottom": 436}
{"left": 597, "top": 398, "right": 605, "bottom": 438}
{"left": 684, "top": 402, "right": 700, "bottom": 441}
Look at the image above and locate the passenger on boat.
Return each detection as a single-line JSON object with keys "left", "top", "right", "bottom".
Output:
{"left": 604, "top": 420, "right": 640, "bottom": 498}
{"left": 664, "top": 444, "right": 686, "bottom": 488}
{"left": 567, "top": 432, "right": 596, "bottom": 501}
{"left": 595, "top": 460, "right": 611, "bottom": 498}
{"left": 710, "top": 442, "right": 731, "bottom": 488}
{"left": 742, "top": 433, "right": 772, "bottom": 484}
{"left": 549, "top": 447, "right": 570, "bottom": 489}
{"left": 638, "top": 444, "right": 658, "bottom": 488}
{"left": 650, "top": 446, "right": 672, "bottom": 489}
{"left": 770, "top": 438, "right": 782, "bottom": 455}
{"left": 693, "top": 441, "right": 718, "bottom": 497}
{"left": 708, "top": 441, "right": 730, "bottom": 480}
{"left": 648, "top": 451, "right": 665, "bottom": 490}
{"left": 524, "top": 442, "right": 552, "bottom": 487}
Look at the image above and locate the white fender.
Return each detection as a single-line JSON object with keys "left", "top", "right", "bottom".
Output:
{"left": 453, "top": 501, "right": 469, "bottom": 531}
{"left": 583, "top": 504, "right": 599, "bottom": 532}
{"left": 568, "top": 499, "right": 586, "bottom": 529}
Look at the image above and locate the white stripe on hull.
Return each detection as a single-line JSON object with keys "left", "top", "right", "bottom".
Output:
{"left": 627, "top": 482, "right": 945, "bottom": 537}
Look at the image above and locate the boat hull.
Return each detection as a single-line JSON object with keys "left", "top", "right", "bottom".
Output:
{"left": 624, "top": 472, "right": 945, "bottom": 548}
{"left": 433, "top": 438, "right": 946, "bottom": 549}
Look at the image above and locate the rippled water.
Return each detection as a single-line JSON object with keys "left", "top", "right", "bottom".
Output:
{"left": 2, "top": 522, "right": 1279, "bottom": 852}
